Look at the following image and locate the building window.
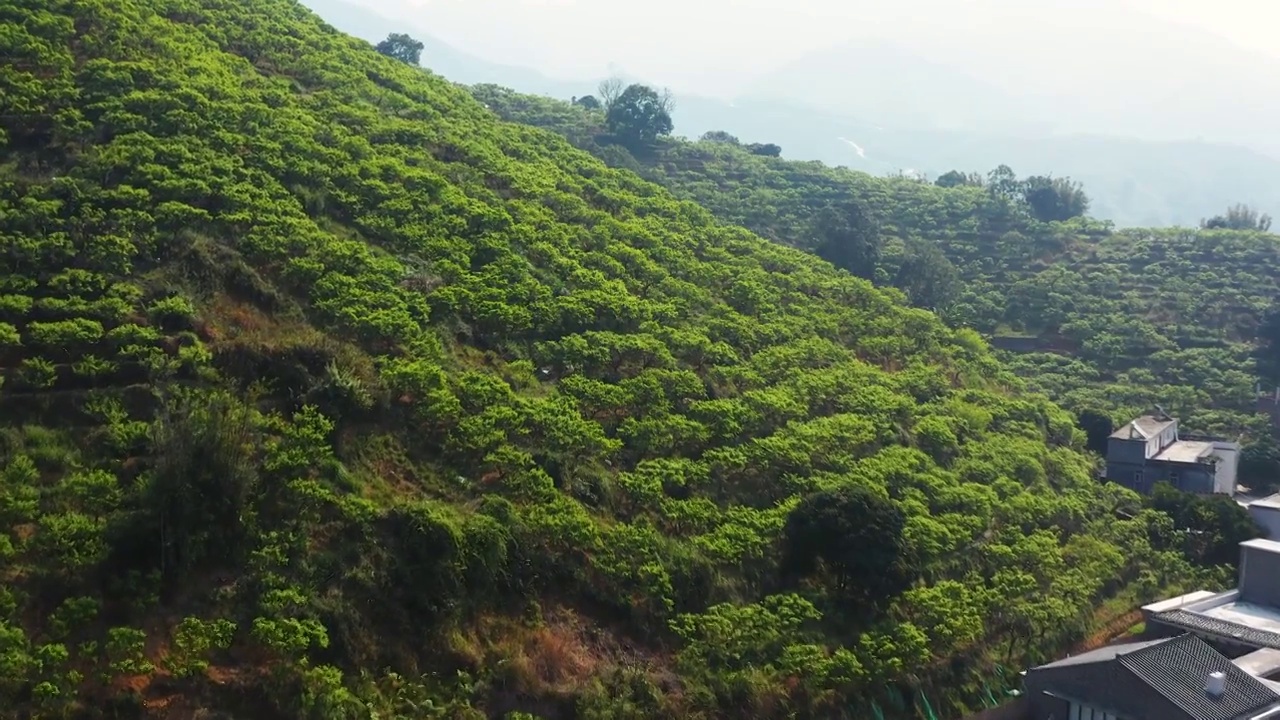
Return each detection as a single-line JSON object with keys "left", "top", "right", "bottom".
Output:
{"left": 1070, "top": 703, "right": 1119, "bottom": 720}
{"left": 1169, "top": 470, "right": 1179, "bottom": 486}
{"left": 1134, "top": 470, "right": 1144, "bottom": 486}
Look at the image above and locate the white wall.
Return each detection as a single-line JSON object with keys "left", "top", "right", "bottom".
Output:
{"left": 1250, "top": 506, "right": 1280, "bottom": 540}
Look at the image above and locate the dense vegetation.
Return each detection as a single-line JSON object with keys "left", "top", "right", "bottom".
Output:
{"left": 0, "top": 2, "right": 1245, "bottom": 718}
{"left": 472, "top": 86, "right": 1280, "bottom": 449}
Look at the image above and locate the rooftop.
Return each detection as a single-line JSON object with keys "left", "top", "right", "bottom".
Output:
{"left": 1234, "top": 649, "right": 1280, "bottom": 679}
{"left": 1245, "top": 494, "right": 1280, "bottom": 511}
{"left": 1121, "top": 634, "right": 1280, "bottom": 720}
{"left": 1145, "top": 591, "right": 1220, "bottom": 615}
{"left": 1146, "top": 541, "right": 1280, "bottom": 653}
{"left": 1155, "top": 606, "right": 1280, "bottom": 652}
{"left": 1027, "top": 634, "right": 1280, "bottom": 720}
{"left": 1154, "top": 440, "right": 1217, "bottom": 464}
{"left": 1112, "top": 414, "right": 1177, "bottom": 440}
{"left": 1036, "top": 637, "right": 1171, "bottom": 669}
{"left": 1203, "top": 601, "right": 1280, "bottom": 638}
{"left": 1243, "top": 539, "right": 1280, "bottom": 553}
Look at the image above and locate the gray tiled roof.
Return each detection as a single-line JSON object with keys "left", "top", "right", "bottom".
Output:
{"left": 1119, "top": 634, "right": 1280, "bottom": 720}
{"left": 1036, "top": 638, "right": 1172, "bottom": 669}
{"left": 1111, "top": 415, "right": 1176, "bottom": 440}
{"left": 1027, "top": 634, "right": 1280, "bottom": 720}
{"left": 1155, "top": 609, "right": 1280, "bottom": 651}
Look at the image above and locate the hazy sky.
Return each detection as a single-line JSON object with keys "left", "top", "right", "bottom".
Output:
{"left": 355, "top": 0, "right": 1280, "bottom": 96}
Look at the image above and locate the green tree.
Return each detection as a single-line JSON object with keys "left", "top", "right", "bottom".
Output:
{"left": 699, "top": 130, "right": 739, "bottom": 145}
{"left": 140, "top": 392, "right": 259, "bottom": 592}
{"left": 1255, "top": 299, "right": 1280, "bottom": 388}
{"left": 746, "top": 142, "right": 782, "bottom": 157}
{"left": 894, "top": 238, "right": 960, "bottom": 309}
{"left": 1240, "top": 437, "right": 1280, "bottom": 495}
{"left": 1202, "top": 203, "right": 1273, "bottom": 231}
{"left": 374, "top": 33, "right": 424, "bottom": 65}
{"left": 812, "top": 200, "right": 882, "bottom": 280}
{"left": 986, "top": 164, "right": 1024, "bottom": 203}
{"left": 1147, "top": 483, "right": 1262, "bottom": 567}
{"left": 605, "top": 84, "right": 674, "bottom": 150}
{"left": 1076, "top": 408, "right": 1114, "bottom": 456}
{"left": 934, "top": 170, "right": 982, "bottom": 188}
{"left": 168, "top": 617, "right": 236, "bottom": 678}
{"left": 781, "top": 486, "right": 911, "bottom": 608}
{"left": 1023, "top": 176, "right": 1090, "bottom": 222}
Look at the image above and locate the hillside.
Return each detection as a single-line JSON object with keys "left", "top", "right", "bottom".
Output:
{"left": 300, "top": 0, "right": 1280, "bottom": 230}
{"left": 471, "top": 88, "right": 1280, "bottom": 445}
{"left": 0, "top": 0, "right": 1229, "bottom": 718}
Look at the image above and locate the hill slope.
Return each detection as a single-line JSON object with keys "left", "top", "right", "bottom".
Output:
{"left": 470, "top": 88, "right": 1280, "bottom": 442}
{"left": 0, "top": 0, "right": 1217, "bottom": 717}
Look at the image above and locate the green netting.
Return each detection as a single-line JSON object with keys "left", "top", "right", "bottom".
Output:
{"left": 918, "top": 689, "right": 939, "bottom": 720}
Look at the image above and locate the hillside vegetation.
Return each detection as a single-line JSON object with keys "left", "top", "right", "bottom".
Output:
{"left": 0, "top": 1, "right": 1228, "bottom": 718}
{"left": 473, "top": 87, "right": 1280, "bottom": 444}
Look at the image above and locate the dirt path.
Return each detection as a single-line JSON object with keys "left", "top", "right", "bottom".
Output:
{"left": 1068, "top": 610, "right": 1144, "bottom": 655}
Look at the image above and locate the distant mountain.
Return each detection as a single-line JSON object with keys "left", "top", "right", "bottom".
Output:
{"left": 756, "top": 0, "right": 1280, "bottom": 154}
{"left": 300, "top": 0, "right": 1280, "bottom": 229}
{"left": 738, "top": 39, "right": 1051, "bottom": 136}
{"left": 299, "top": 0, "right": 583, "bottom": 98}
{"left": 792, "top": 124, "right": 1280, "bottom": 226}
{"left": 672, "top": 97, "right": 1280, "bottom": 228}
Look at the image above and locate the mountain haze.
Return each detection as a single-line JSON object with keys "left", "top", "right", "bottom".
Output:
{"left": 305, "top": 0, "right": 1280, "bottom": 228}
{"left": 743, "top": 0, "right": 1280, "bottom": 151}
{"left": 344, "top": 0, "right": 1280, "bottom": 154}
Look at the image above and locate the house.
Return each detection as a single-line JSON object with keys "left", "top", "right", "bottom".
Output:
{"left": 1143, "top": 539, "right": 1280, "bottom": 656}
{"left": 1243, "top": 495, "right": 1280, "bottom": 540}
{"left": 1022, "top": 633, "right": 1280, "bottom": 720}
{"left": 1105, "top": 408, "right": 1240, "bottom": 495}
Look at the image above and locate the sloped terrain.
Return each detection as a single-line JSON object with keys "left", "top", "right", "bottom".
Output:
{"left": 0, "top": 0, "right": 1220, "bottom": 717}
{"left": 473, "top": 88, "right": 1280, "bottom": 440}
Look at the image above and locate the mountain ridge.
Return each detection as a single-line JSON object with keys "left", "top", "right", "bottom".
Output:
{"left": 297, "top": 0, "right": 1280, "bottom": 229}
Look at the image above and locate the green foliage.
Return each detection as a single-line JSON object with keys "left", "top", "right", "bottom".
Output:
{"left": 781, "top": 486, "right": 911, "bottom": 608}
{"left": 0, "top": 0, "right": 1224, "bottom": 717}
{"left": 1202, "top": 203, "right": 1272, "bottom": 232}
{"left": 700, "top": 130, "right": 739, "bottom": 145}
{"left": 605, "top": 84, "right": 674, "bottom": 151}
{"left": 374, "top": 32, "right": 424, "bottom": 66}
{"left": 478, "top": 90, "right": 1278, "bottom": 444}
{"left": 812, "top": 199, "right": 882, "bottom": 281}
{"left": 168, "top": 617, "right": 236, "bottom": 677}
{"left": 1076, "top": 408, "right": 1114, "bottom": 456}
{"left": 1146, "top": 483, "right": 1263, "bottom": 567}
{"left": 251, "top": 617, "right": 328, "bottom": 659}
{"left": 1022, "top": 175, "right": 1090, "bottom": 222}
{"left": 146, "top": 295, "right": 196, "bottom": 330}
{"left": 0, "top": 322, "right": 20, "bottom": 348}
{"left": 142, "top": 391, "right": 260, "bottom": 590}
{"left": 1241, "top": 436, "right": 1280, "bottom": 494}
{"left": 105, "top": 627, "right": 153, "bottom": 678}
{"left": 18, "top": 357, "right": 57, "bottom": 389}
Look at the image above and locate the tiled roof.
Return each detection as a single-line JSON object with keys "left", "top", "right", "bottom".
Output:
{"left": 1036, "top": 638, "right": 1171, "bottom": 669}
{"left": 1028, "top": 634, "right": 1280, "bottom": 720}
{"left": 1155, "top": 609, "right": 1280, "bottom": 651}
{"left": 1111, "top": 415, "right": 1176, "bottom": 440}
{"left": 1119, "top": 634, "right": 1280, "bottom": 720}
